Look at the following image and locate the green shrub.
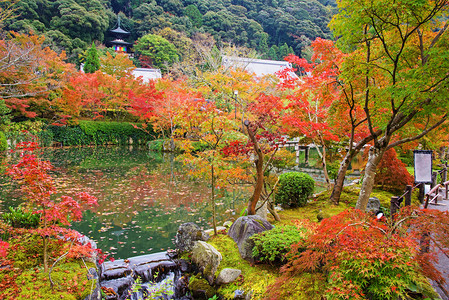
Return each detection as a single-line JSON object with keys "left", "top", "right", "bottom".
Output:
{"left": 275, "top": 172, "right": 315, "bottom": 207}
{"left": 0, "top": 131, "right": 6, "bottom": 152}
{"left": 45, "top": 120, "right": 155, "bottom": 146}
{"left": 2, "top": 206, "right": 40, "bottom": 229}
{"left": 250, "top": 225, "right": 309, "bottom": 264}
{"left": 326, "top": 160, "right": 340, "bottom": 181}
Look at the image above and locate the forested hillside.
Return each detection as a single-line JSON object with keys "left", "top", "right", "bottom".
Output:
{"left": 3, "top": 0, "right": 336, "bottom": 65}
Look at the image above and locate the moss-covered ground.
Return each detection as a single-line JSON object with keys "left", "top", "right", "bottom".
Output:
{"left": 206, "top": 187, "right": 403, "bottom": 300}
{"left": 0, "top": 232, "right": 97, "bottom": 300}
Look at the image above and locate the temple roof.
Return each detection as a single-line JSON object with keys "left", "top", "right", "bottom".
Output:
{"left": 110, "top": 26, "right": 130, "bottom": 35}
{"left": 109, "top": 39, "right": 132, "bottom": 46}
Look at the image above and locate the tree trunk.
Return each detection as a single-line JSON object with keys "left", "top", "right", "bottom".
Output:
{"left": 211, "top": 165, "right": 217, "bottom": 235}
{"left": 267, "top": 201, "right": 281, "bottom": 221}
{"left": 248, "top": 155, "right": 264, "bottom": 215}
{"left": 355, "top": 146, "right": 385, "bottom": 210}
{"left": 329, "top": 151, "right": 354, "bottom": 205}
{"left": 320, "top": 146, "right": 331, "bottom": 190}
{"left": 43, "top": 235, "right": 48, "bottom": 273}
{"left": 245, "top": 121, "right": 264, "bottom": 215}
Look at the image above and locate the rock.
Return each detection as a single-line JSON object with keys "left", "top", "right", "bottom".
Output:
{"left": 216, "top": 268, "right": 241, "bottom": 285}
{"left": 366, "top": 197, "right": 381, "bottom": 213}
{"left": 223, "top": 221, "right": 233, "bottom": 228}
{"left": 255, "top": 200, "right": 268, "bottom": 220}
{"left": 100, "top": 260, "right": 132, "bottom": 281}
{"left": 174, "top": 275, "right": 190, "bottom": 298}
{"left": 175, "top": 223, "right": 210, "bottom": 253}
{"left": 83, "top": 269, "right": 101, "bottom": 300}
{"left": 204, "top": 226, "right": 226, "bottom": 235}
{"left": 316, "top": 210, "right": 330, "bottom": 222}
{"left": 100, "top": 276, "right": 134, "bottom": 300}
{"left": 234, "top": 289, "right": 251, "bottom": 299}
{"left": 227, "top": 215, "right": 274, "bottom": 261}
{"left": 191, "top": 241, "right": 222, "bottom": 285}
{"left": 188, "top": 276, "right": 216, "bottom": 299}
{"left": 274, "top": 205, "right": 284, "bottom": 211}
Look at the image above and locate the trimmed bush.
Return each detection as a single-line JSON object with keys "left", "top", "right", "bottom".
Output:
{"left": 0, "top": 131, "right": 6, "bottom": 152}
{"left": 250, "top": 225, "right": 309, "bottom": 264}
{"left": 275, "top": 172, "right": 314, "bottom": 207}
{"left": 44, "top": 120, "right": 155, "bottom": 146}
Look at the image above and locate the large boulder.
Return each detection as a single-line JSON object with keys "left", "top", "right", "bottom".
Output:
{"left": 216, "top": 268, "right": 241, "bottom": 285}
{"left": 191, "top": 241, "right": 222, "bottom": 285}
{"left": 175, "top": 222, "right": 210, "bottom": 253}
{"left": 228, "top": 215, "right": 274, "bottom": 261}
{"left": 366, "top": 197, "right": 381, "bottom": 213}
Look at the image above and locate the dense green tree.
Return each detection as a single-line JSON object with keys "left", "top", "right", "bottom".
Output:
{"left": 84, "top": 42, "right": 100, "bottom": 73}
{"left": 2, "top": 0, "right": 337, "bottom": 64}
{"left": 134, "top": 34, "right": 178, "bottom": 72}
{"left": 49, "top": 0, "right": 109, "bottom": 44}
{"left": 0, "top": 99, "right": 11, "bottom": 129}
{"left": 184, "top": 4, "right": 202, "bottom": 27}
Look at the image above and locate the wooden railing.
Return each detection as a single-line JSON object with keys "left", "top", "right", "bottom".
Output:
{"left": 424, "top": 180, "right": 449, "bottom": 208}
{"left": 390, "top": 163, "right": 448, "bottom": 214}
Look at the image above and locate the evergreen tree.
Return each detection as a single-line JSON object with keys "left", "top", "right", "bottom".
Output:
{"left": 185, "top": 4, "right": 202, "bottom": 27}
{"left": 267, "top": 45, "right": 279, "bottom": 60}
{"left": 84, "top": 42, "right": 100, "bottom": 73}
{"left": 257, "top": 34, "right": 269, "bottom": 56}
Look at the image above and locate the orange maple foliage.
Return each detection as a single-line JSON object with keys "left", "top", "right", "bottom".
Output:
{"left": 58, "top": 70, "right": 161, "bottom": 120}
{"left": 0, "top": 32, "right": 74, "bottom": 118}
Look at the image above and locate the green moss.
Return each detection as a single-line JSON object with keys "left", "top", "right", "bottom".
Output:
{"left": 208, "top": 234, "right": 278, "bottom": 299}
{"left": 1, "top": 261, "right": 96, "bottom": 300}
{"left": 188, "top": 275, "right": 216, "bottom": 298}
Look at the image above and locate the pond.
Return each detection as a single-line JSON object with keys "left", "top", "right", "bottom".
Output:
{"left": 0, "top": 146, "right": 251, "bottom": 259}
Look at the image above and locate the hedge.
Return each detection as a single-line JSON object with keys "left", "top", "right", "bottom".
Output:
{"left": 0, "top": 131, "right": 6, "bottom": 152}
{"left": 45, "top": 120, "right": 154, "bottom": 146}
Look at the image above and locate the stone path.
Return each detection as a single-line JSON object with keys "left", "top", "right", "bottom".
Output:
{"left": 425, "top": 189, "right": 449, "bottom": 300}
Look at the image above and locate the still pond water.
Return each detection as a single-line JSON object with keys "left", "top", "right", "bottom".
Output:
{"left": 0, "top": 146, "right": 251, "bottom": 259}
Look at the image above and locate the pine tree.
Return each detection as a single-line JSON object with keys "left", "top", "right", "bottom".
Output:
{"left": 84, "top": 42, "right": 100, "bottom": 73}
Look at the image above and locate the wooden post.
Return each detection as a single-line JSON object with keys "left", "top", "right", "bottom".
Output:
{"left": 442, "top": 166, "right": 447, "bottom": 183}
{"left": 444, "top": 180, "right": 449, "bottom": 200}
{"left": 295, "top": 144, "right": 299, "bottom": 166}
{"left": 404, "top": 185, "right": 412, "bottom": 206}
{"left": 390, "top": 196, "right": 400, "bottom": 216}
{"left": 431, "top": 171, "right": 437, "bottom": 189}
{"left": 305, "top": 147, "right": 309, "bottom": 165}
{"left": 418, "top": 183, "right": 425, "bottom": 204}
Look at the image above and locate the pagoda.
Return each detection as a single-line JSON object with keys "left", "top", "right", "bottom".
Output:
{"left": 108, "top": 16, "right": 132, "bottom": 54}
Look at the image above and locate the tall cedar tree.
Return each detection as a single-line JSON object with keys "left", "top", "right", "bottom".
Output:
{"left": 84, "top": 42, "right": 100, "bottom": 73}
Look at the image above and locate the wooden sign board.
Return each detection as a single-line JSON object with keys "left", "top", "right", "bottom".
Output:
{"left": 414, "top": 150, "right": 433, "bottom": 183}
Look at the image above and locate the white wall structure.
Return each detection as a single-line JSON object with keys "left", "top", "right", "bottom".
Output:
{"left": 222, "top": 56, "right": 299, "bottom": 79}
{"left": 132, "top": 68, "right": 162, "bottom": 83}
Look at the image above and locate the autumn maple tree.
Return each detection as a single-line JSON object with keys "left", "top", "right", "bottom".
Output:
{"left": 279, "top": 38, "right": 343, "bottom": 189}
{"left": 58, "top": 70, "right": 160, "bottom": 121}
{"left": 176, "top": 97, "right": 248, "bottom": 234}
{"left": 6, "top": 139, "right": 98, "bottom": 273}
{"left": 267, "top": 207, "right": 449, "bottom": 299}
{"left": 0, "top": 32, "right": 74, "bottom": 118}
{"left": 329, "top": 0, "right": 449, "bottom": 210}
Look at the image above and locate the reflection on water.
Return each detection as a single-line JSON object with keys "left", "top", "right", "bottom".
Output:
{"left": 0, "top": 146, "right": 250, "bottom": 259}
